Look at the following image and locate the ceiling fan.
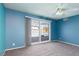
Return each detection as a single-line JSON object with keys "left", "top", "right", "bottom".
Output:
{"left": 56, "top": 3, "right": 79, "bottom": 16}
{"left": 56, "top": 3, "right": 66, "bottom": 16}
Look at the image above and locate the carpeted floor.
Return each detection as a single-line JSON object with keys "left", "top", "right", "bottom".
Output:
{"left": 5, "top": 42, "right": 79, "bottom": 56}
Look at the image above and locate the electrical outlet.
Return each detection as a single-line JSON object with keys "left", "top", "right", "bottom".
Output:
{"left": 12, "top": 43, "right": 15, "bottom": 46}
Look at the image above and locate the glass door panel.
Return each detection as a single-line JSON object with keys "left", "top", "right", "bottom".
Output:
{"left": 31, "top": 20, "right": 50, "bottom": 44}
{"left": 31, "top": 20, "right": 40, "bottom": 43}
{"left": 40, "top": 22, "right": 49, "bottom": 41}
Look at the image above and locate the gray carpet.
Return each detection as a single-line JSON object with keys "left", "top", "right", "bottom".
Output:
{"left": 5, "top": 42, "right": 79, "bottom": 56}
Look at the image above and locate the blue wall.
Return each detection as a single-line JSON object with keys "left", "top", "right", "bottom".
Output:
{"left": 59, "top": 15, "right": 79, "bottom": 45}
{"left": 51, "top": 20, "right": 59, "bottom": 41}
{"left": 6, "top": 9, "right": 26, "bottom": 49}
{"left": 5, "top": 8, "right": 54, "bottom": 49}
{"left": 0, "top": 4, "right": 5, "bottom": 55}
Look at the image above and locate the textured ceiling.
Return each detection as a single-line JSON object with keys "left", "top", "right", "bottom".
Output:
{"left": 4, "top": 3, "right": 79, "bottom": 19}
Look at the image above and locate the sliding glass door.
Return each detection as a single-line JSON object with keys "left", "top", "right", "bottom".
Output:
{"left": 31, "top": 19, "right": 50, "bottom": 44}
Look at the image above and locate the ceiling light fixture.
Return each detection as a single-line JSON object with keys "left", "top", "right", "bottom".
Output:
{"left": 56, "top": 3, "right": 64, "bottom": 16}
{"left": 56, "top": 8, "right": 64, "bottom": 16}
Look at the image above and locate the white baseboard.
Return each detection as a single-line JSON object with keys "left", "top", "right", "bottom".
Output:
{"left": 5, "top": 40, "right": 79, "bottom": 51}
{"left": 31, "top": 40, "right": 51, "bottom": 45}
{"left": 6, "top": 46, "right": 25, "bottom": 51}
{"left": 59, "top": 40, "right": 79, "bottom": 47}
{"left": 0, "top": 51, "right": 6, "bottom": 56}
{"left": 5, "top": 41, "right": 50, "bottom": 51}
{"left": 52, "top": 40, "right": 59, "bottom": 42}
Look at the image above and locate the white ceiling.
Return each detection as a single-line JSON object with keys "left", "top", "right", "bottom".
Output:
{"left": 4, "top": 3, "right": 79, "bottom": 19}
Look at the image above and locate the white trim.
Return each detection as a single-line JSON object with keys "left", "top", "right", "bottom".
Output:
{"left": 51, "top": 40, "right": 79, "bottom": 47}
{"left": 31, "top": 40, "right": 51, "bottom": 45}
{"left": 0, "top": 50, "right": 6, "bottom": 56}
{"left": 6, "top": 46, "right": 25, "bottom": 51}
{"left": 6, "top": 40, "right": 79, "bottom": 51}
{"left": 49, "top": 21, "right": 51, "bottom": 42}
{"left": 52, "top": 40, "right": 59, "bottom": 42}
{"left": 25, "top": 16, "right": 52, "bottom": 23}
{"left": 59, "top": 40, "right": 79, "bottom": 47}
